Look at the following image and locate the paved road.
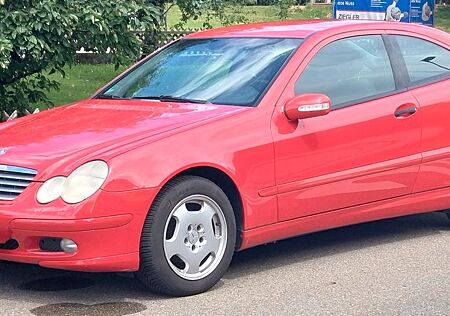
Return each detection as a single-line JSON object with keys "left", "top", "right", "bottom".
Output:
{"left": 1, "top": 212, "right": 450, "bottom": 316}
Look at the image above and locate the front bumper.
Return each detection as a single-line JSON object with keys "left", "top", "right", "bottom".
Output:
{"left": 0, "top": 187, "right": 159, "bottom": 272}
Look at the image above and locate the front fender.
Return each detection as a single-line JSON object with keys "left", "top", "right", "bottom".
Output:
{"left": 101, "top": 107, "right": 278, "bottom": 230}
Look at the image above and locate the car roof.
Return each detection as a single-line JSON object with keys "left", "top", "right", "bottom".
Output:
{"left": 185, "top": 19, "right": 443, "bottom": 39}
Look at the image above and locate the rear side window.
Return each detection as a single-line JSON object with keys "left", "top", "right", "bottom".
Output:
{"left": 294, "top": 35, "right": 396, "bottom": 109}
{"left": 394, "top": 35, "right": 450, "bottom": 84}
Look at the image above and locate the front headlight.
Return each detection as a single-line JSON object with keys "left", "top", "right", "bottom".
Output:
{"left": 36, "top": 160, "right": 109, "bottom": 204}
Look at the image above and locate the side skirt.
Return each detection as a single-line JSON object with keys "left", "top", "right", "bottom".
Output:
{"left": 240, "top": 186, "right": 450, "bottom": 250}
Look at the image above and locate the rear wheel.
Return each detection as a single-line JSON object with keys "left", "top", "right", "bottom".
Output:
{"left": 137, "top": 176, "right": 236, "bottom": 296}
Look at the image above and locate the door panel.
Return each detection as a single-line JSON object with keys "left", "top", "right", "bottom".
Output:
{"left": 273, "top": 92, "right": 422, "bottom": 221}
{"left": 271, "top": 34, "right": 422, "bottom": 222}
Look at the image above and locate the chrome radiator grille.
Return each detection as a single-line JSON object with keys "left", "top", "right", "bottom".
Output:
{"left": 0, "top": 165, "right": 37, "bottom": 201}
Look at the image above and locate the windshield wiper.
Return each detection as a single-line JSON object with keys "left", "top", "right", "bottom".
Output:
{"left": 96, "top": 94, "right": 129, "bottom": 100}
{"left": 131, "top": 95, "right": 209, "bottom": 104}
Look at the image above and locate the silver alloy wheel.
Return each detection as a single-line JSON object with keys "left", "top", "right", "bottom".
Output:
{"left": 163, "top": 194, "right": 228, "bottom": 281}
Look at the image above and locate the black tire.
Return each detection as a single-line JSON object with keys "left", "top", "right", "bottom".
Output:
{"left": 136, "top": 175, "right": 236, "bottom": 296}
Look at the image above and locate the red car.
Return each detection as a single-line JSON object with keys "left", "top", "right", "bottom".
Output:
{"left": 1, "top": 20, "right": 449, "bottom": 296}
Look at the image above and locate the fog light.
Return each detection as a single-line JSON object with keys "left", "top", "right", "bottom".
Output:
{"left": 60, "top": 239, "right": 78, "bottom": 253}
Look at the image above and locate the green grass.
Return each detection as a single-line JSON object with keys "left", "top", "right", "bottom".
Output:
{"left": 436, "top": 6, "right": 450, "bottom": 33}
{"left": 46, "top": 5, "right": 449, "bottom": 106}
{"left": 46, "top": 64, "right": 126, "bottom": 106}
{"left": 166, "top": 4, "right": 332, "bottom": 29}
{"left": 166, "top": 4, "right": 449, "bottom": 31}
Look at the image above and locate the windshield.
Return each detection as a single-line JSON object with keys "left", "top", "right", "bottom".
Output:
{"left": 99, "top": 38, "right": 303, "bottom": 106}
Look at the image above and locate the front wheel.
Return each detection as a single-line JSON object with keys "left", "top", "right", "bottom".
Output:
{"left": 137, "top": 176, "right": 236, "bottom": 296}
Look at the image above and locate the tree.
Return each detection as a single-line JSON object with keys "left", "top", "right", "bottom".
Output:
{"left": 0, "top": 0, "right": 160, "bottom": 114}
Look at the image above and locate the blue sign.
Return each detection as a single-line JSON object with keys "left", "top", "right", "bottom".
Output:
{"left": 333, "top": 0, "right": 434, "bottom": 26}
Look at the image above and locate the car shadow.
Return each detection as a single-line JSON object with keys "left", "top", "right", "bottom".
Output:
{"left": 226, "top": 212, "right": 450, "bottom": 279}
{"left": 0, "top": 212, "right": 448, "bottom": 311}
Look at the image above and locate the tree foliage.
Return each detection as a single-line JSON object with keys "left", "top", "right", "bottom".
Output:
{"left": 0, "top": 0, "right": 160, "bottom": 114}
{"left": 0, "top": 0, "right": 272, "bottom": 115}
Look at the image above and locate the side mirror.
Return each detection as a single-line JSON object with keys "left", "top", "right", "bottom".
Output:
{"left": 284, "top": 93, "right": 331, "bottom": 121}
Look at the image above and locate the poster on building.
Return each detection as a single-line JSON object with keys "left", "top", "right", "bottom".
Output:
{"left": 333, "top": 0, "right": 434, "bottom": 26}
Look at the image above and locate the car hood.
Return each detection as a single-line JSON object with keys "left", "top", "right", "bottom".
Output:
{"left": 0, "top": 99, "right": 246, "bottom": 178}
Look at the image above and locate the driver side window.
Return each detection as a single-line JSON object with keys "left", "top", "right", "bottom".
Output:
{"left": 294, "top": 35, "right": 396, "bottom": 109}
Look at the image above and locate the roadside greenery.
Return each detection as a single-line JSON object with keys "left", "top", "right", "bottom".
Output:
{"left": 166, "top": 4, "right": 331, "bottom": 28}
{"left": 436, "top": 5, "right": 450, "bottom": 32}
{"left": 166, "top": 4, "right": 450, "bottom": 31}
{"left": 0, "top": 0, "right": 261, "bottom": 114}
{"left": 46, "top": 64, "right": 125, "bottom": 107}
{"left": 162, "top": 0, "right": 250, "bottom": 29}
{"left": 0, "top": 0, "right": 160, "bottom": 114}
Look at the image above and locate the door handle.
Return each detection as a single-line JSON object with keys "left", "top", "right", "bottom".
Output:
{"left": 394, "top": 105, "right": 417, "bottom": 118}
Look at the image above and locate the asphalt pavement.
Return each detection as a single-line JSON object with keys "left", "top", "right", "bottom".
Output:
{"left": 1, "top": 212, "right": 449, "bottom": 316}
